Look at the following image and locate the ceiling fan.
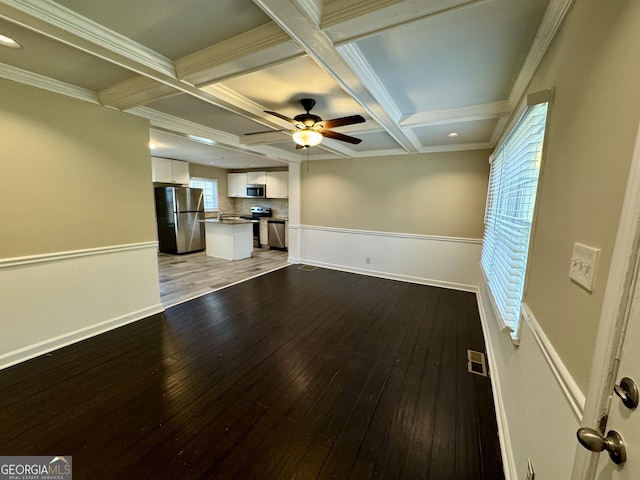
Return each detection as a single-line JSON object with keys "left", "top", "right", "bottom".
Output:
{"left": 246, "top": 98, "right": 365, "bottom": 148}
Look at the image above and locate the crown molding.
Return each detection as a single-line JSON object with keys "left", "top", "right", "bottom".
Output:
{"left": 175, "top": 22, "right": 302, "bottom": 86}
{"left": 337, "top": 43, "right": 402, "bottom": 123}
{"left": 98, "top": 76, "right": 176, "bottom": 110}
{"left": 322, "top": 0, "right": 406, "bottom": 30}
{"left": 129, "top": 106, "right": 238, "bottom": 145}
{"left": 420, "top": 141, "right": 493, "bottom": 153}
{"left": 0, "top": 0, "right": 176, "bottom": 77}
{"left": 400, "top": 100, "right": 512, "bottom": 128}
{"left": 0, "top": 62, "right": 99, "bottom": 103}
{"left": 323, "top": 0, "right": 488, "bottom": 45}
{"left": 294, "top": 0, "right": 323, "bottom": 25}
{"left": 508, "top": 0, "right": 574, "bottom": 106}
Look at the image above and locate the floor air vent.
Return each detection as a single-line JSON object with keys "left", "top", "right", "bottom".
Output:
{"left": 298, "top": 265, "right": 318, "bottom": 271}
{"left": 467, "top": 349, "right": 488, "bottom": 377}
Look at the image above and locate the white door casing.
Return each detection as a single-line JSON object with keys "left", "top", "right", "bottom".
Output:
{"left": 572, "top": 121, "right": 640, "bottom": 479}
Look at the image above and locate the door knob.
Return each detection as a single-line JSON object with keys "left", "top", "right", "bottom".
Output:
{"left": 577, "top": 427, "right": 626, "bottom": 465}
{"left": 614, "top": 377, "right": 639, "bottom": 409}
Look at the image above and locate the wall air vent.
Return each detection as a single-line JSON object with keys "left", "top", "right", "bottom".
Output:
{"left": 467, "top": 349, "right": 488, "bottom": 377}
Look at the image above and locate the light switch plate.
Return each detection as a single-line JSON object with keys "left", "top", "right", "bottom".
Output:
{"left": 569, "top": 242, "right": 600, "bottom": 292}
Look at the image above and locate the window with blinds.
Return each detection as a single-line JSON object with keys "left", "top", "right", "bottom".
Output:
{"left": 481, "top": 101, "right": 548, "bottom": 338}
{"left": 189, "top": 177, "right": 219, "bottom": 211}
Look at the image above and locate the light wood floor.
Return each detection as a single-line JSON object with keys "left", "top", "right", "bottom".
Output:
{"left": 157, "top": 247, "right": 289, "bottom": 307}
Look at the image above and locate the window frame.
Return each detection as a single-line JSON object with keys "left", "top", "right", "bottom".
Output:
{"left": 481, "top": 89, "right": 552, "bottom": 342}
{"left": 189, "top": 177, "right": 219, "bottom": 212}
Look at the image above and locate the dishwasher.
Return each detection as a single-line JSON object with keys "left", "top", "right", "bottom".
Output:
{"left": 267, "top": 219, "right": 286, "bottom": 250}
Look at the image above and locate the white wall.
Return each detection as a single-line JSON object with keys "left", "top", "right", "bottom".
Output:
{"left": 478, "top": 283, "right": 583, "bottom": 479}
{"left": 0, "top": 243, "right": 162, "bottom": 369}
{"left": 292, "top": 225, "right": 482, "bottom": 291}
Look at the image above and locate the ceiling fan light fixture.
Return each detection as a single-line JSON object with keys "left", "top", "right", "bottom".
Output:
{"left": 293, "top": 128, "right": 323, "bottom": 147}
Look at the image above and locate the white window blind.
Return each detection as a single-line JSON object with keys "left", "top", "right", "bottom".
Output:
{"left": 481, "top": 101, "right": 548, "bottom": 336}
{"left": 189, "top": 177, "right": 218, "bottom": 211}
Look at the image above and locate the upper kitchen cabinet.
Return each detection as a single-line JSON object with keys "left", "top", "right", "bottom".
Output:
{"left": 152, "top": 157, "right": 189, "bottom": 185}
{"left": 227, "top": 172, "right": 248, "bottom": 197}
{"left": 266, "top": 171, "right": 289, "bottom": 199}
{"left": 246, "top": 171, "right": 266, "bottom": 185}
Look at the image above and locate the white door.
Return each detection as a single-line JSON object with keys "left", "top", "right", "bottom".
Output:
{"left": 591, "top": 289, "right": 640, "bottom": 478}
{"left": 573, "top": 122, "right": 640, "bottom": 479}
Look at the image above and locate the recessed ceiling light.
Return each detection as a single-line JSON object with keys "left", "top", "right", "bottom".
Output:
{"left": 0, "top": 34, "right": 22, "bottom": 49}
{"left": 448, "top": 132, "right": 459, "bottom": 138}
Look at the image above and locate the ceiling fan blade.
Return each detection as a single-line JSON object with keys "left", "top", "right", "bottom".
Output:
{"left": 321, "top": 129, "right": 362, "bottom": 145}
{"left": 265, "top": 110, "right": 301, "bottom": 126}
{"left": 244, "top": 129, "right": 290, "bottom": 135}
{"left": 319, "top": 114, "right": 365, "bottom": 129}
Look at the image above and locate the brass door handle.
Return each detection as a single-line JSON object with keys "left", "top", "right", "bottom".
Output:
{"left": 614, "top": 377, "right": 639, "bottom": 409}
{"left": 577, "top": 427, "right": 626, "bottom": 465}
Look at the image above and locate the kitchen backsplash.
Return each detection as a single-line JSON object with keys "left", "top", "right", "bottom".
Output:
{"left": 235, "top": 198, "right": 289, "bottom": 218}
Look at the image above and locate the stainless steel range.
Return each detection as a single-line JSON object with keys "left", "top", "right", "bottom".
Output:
{"left": 240, "top": 206, "right": 271, "bottom": 247}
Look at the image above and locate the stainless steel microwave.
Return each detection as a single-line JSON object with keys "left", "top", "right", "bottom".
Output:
{"left": 246, "top": 184, "right": 266, "bottom": 198}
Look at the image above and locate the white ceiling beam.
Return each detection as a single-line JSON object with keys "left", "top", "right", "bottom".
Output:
{"left": 97, "top": 77, "right": 177, "bottom": 110}
{"left": 253, "top": 0, "right": 420, "bottom": 153}
{"left": 0, "top": 0, "right": 304, "bottom": 125}
{"left": 130, "top": 106, "right": 302, "bottom": 163}
{"left": 322, "top": 0, "right": 492, "bottom": 45}
{"left": 241, "top": 131, "right": 292, "bottom": 145}
{"left": 175, "top": 22, "right": 303, "bottom": 87}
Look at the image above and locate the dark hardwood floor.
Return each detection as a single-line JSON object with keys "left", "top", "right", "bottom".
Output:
{"left": 0, "top": 266, "right": 504, "bottom": 479}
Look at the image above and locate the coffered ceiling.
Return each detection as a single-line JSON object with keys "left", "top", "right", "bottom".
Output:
{"left": 0, "top": 0, "right": 570, "bottom": 169}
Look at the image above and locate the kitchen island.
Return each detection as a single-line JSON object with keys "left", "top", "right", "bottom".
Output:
{"left": 200, "top": 218, "right": 254, "bottom": 260}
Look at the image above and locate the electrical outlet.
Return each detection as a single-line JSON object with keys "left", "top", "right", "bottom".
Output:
{"left": 569, "top": 242, "right": 600, "bottom": 292}
{"left": 526, "top": 458, "right": 535, "bottom": 480}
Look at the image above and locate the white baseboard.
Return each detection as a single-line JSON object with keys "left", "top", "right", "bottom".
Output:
{"left": 293, "top": 224, "right": 482, "bottom": 290}
{"left": 0, "top": 304, "right": 163, "bottom": 370}
{"left": 302, "top": 258, "right": 478, "bottom": 292}
{"left": 475, "top": 285, "right": 516, "bottom": 480}
{"left": 0, "top": 242, "right": 163, "bottom": 370}
{"left": 476, "top": 281, "right": 583, "bottom": 480}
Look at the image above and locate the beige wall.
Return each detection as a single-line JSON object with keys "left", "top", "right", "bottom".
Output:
{"left": 0, "top": 79, "right": 156, "bottom": 258}
{"left": 522, "top": 1, "right": 640, "bottom": 391}
{"left": 301, "top": 150, "right": 490, "bottom": 239}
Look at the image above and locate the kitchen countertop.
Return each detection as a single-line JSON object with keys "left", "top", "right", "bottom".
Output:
{"left": 200, "top": 218, "right": 256, "bottom": 225}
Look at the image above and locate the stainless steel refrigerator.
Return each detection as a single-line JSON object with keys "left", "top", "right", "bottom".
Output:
{"left": 154, "top": 187, "right": 205, "bottom": 254}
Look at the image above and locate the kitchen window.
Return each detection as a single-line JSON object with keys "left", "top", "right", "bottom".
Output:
{"left": 189, "top": 177, "right": 218, "bottom": 211}
{"left": 481, "top": 90, "right": 550, "bottom": 341}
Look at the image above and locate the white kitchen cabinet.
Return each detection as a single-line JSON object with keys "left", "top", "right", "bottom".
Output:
{"left": 266, "top": 171, "right": 288, "bottom": 198}
{"left": 246, "top": 171, "right": 266, "bottom": 185}
{"left": 259, "top": 218, "right": 269, "bottom": 247}
{"left": 171, "top": 160, "right": 190, "bottom": 185}
{"left": 151, "top": 157, "right": 190, "bottom": 185}
{"left": 227, "top": 172, "right": 248, "bottom": 197}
